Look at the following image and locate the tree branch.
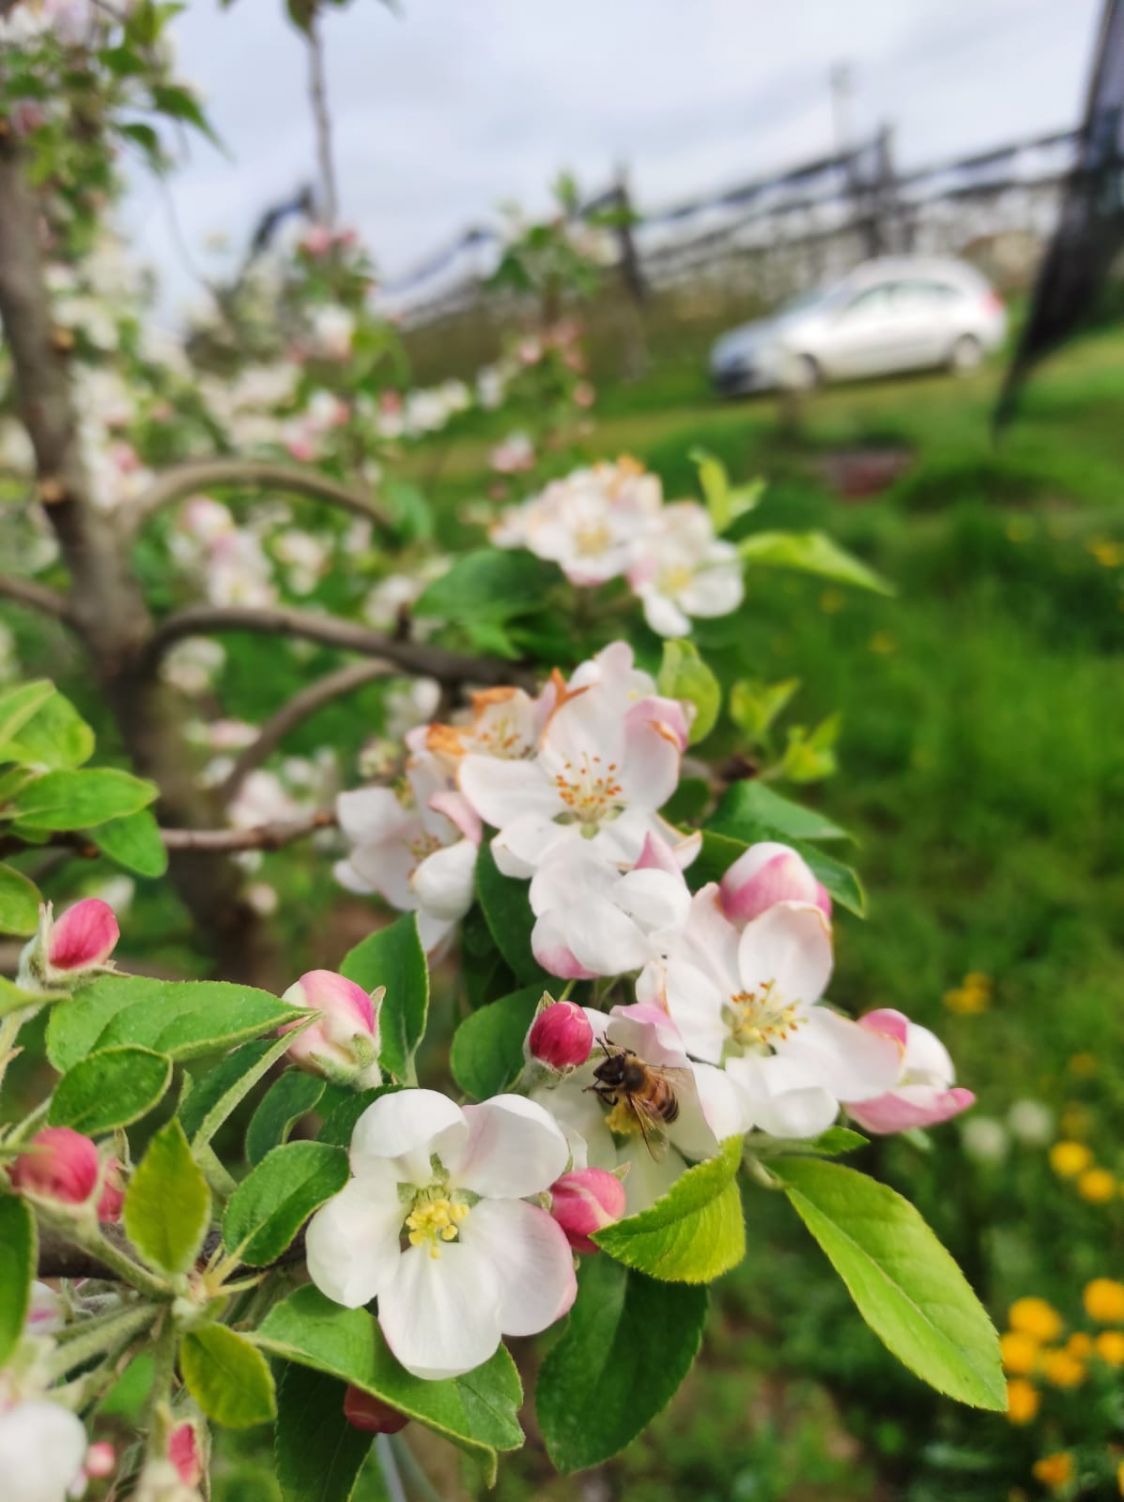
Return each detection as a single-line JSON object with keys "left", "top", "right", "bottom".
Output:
{"left": 218, "top": 659, "right": 391, "bottom": 803}
{"left": 161, "top": 807, "right": 337, "bottom": 852}
{"left": 306, "top": 8, "right": 339, "bottom": 226}
{"left": 138, "top": 602, "right": 525, "bottom": 687}
{"left": 0, "top": 573, "right": 74, "bottom": 623}
{"left": 126, "top": 458, "right": 388, "bottom": 538}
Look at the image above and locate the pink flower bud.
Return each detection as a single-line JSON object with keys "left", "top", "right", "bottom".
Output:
{"left": 719, "top": 842, "right": 831, "bottom": 926}
{"left": 550, "top": 1169, "right": 628, "bottom": 1254}
{"left": 527, "top": 1001, "right": 593, "bottom": 1071}
{"left": 84, "top": 1442, "right": 116, "bottom": 1479}
{"left": 11, "top": 1128, "right": 122, "bottom": 1220}
{"left": 343, "top": 1385, "right": 409, "bottom": 1434}
{"left": 168, "top": 1422, "right": 202, "bottom": 1485}
{"left": 281, "top": 970, "right": 382, "bottom": 1089}
{"left": 47, "top": 898, "right": 120, "bottom": 974}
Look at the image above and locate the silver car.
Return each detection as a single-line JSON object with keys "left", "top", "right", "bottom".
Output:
{"left": 709, "top": 256, "right": 1007, "bottom": 395}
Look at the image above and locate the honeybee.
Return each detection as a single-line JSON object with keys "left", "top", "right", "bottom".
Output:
{"left": 588, "top": 1040, "right": 689, "bottom": 1157}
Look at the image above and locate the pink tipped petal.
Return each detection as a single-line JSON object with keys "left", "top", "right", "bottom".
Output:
{"left": 859, "top": 1008, "right": 910, "bottom": 1048}
{"left": 48, "top": 899, "right": 119, "bottom": 971}
{"left": 531, "top": 917, "right": 599, "bottom": 981}
{"left": 453, "top": 1095, "right": 570, "bottom": 1200}
{"left": 850, "top": 1087, "right": 976, "bottom": 1135}
{"left": 635, "top": 832, "right": 682, "bottom": 875}
{"left": 527, "top": 1001, "right": 594, "bottom": 1069}
{"left": 461, "top": 1198, "right": 577, "bottom": 1336}
{"left": 720, "top": 844, "right": 824, "bottom": 925}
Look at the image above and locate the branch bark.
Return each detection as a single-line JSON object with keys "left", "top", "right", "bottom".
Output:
{"left": 306, "top": 8, "right": 339, "bottom": 226}
{"left": 126, "top": 458, "right": 388, "bottom": 538}
{"left": 0, "top": 573, "right": 75, "bottom": 623}
{"left": 218, "top": 659, "right": 390, "bottom": 803}
{"left": 162, "top": 807, "right": 337, "bottom": 852}
{"left": 138, "top": 602, "right": 525, "bottom": 687}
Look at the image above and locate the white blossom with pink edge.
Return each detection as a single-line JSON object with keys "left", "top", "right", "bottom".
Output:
{"left": 305, "top": 1089, "right": 575, "bottom": 1380}
{"left": 719, "top": 841, "right": 831, "bottom": 926}
{"left": 628, "top": 501, "right": 744, "bottom": 638}
{"left": 335, "top": 730, "right": 482, "bottom": 952}
{"left": 846, "top": 1010, "right": 975, "bottom": 1135}
{"left": 458, "top": 643, "right": 697, "bottom": 879}
{"left": 531, "top": 1003, "right": 743, "bottom": 1214}
{"left": 639, "top": 895, "right": 901, "bottom": 1140}
{"left": 280, "top": 970, "right": 382, "bottom": 1089}
{"left": 0, "top": 1400, "right": 89, "bottom": 1502}
{"left": 529, "top": 834, "right": 692, "bottom": 980}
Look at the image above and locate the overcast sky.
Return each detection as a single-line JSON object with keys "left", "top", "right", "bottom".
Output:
{"left": 125, "top": 0, "right": 1102, "bottom": 312}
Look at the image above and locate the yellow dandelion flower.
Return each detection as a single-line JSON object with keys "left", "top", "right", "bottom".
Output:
{"left": 1065, "top": 1332, "right": 1093, "bottom": 1359}
{"left": 1001, "top": 1331, "right": 1040, "bottom": 1375}
{"left": 1077, "top": 1167, "right": 1117, "bottom": 1204}
{"left": 1084, "top": 1278, "right": 1124, "bottom": 1324}
{"left": 1087, "top": 538, "right": 1124, "bottom": 568}
{"left": 1009, "top": 1299, "right": 1064, "bottom": 1342}
{"left": 868, "top": 631, "right": 896, "bottom": 655}
{"left": 1095, "top": 1331, "right": 1124, "bottom": 1367}
{"left": 943, "top": 982, "right": 990, "bottom": 1016}
{"left": 1067, "top": 1053, "right": 1097, "bottom": 1078}
{"left": 1040, "top": 1349, "right": 1085, "bottom": 1389}
{"left": 1005, "top": 1377, "right": 1039, "bottom": 1426}
{"left": 1049, "top": 1141, "right": 1093, "bottom": 1179}
{"left": 1032, "top": 1452, "right": 1074, "bottom": 1490}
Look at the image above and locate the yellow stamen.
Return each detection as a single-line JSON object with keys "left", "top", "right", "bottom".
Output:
{"left": 405, "top": 1195, "right": 470, "bottom": 1258}
{"left": 726, "top": 980, "right": 801, "bottom": 1050}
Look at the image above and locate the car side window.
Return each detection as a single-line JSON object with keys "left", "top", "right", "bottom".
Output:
{"left": 842, "top": 284, "right": 894, "bottom": 316}
{"left": 891, "top": 279, "right": 959, "bottom": 307}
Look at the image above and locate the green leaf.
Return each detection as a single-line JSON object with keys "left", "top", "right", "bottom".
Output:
{"left": 710, "top": 780, "right": 852, "bottom": 843}
{"left": 275, "top": 1365, "right": 372, "bottom": 1502}
{"left": 315, "top": 1085, "right": 398, "bottom": 1149}
{"left": 798, "top": 842, "right": 866, "bottom": 917}
{"left": 3, "top": 688, "right": 94, "bottom": 770}
{"left": 47, "top": 975, "right": 302, "bottom": 1073}
{"left": 340, "top": 915, "right": 428, "bottom": 1083}
{"left": 772, "top": 1159, "right": 1005, "bottom": 1410}
{"left": 475, "top": 845, "right": 549, "bottom": 986}
{"left": 91, "top": 809, "right": 168, "bottom": 878}
{"left": 593, "top": 1136, "right": 745, "bottom": 1282}
{"left": 177, "top": 1029, "right": 311, "bottom": 1152}
{"left": 246, "top": 1072, "right": 325, "bottom": 1166}
{"left": 728, "top": 677, "right": 800, "bottom": 742}
{"left": 223, "top": 1142, "right": 348, "bottom": 1266}
{"left": 0, "top": 863, "right": 40, "bottom": 936}
{"left": 657, "top": 640, "right": 721, "bottom": 745}
{"left": 689, "top": 450, "right": 764, "bottom": 532}
{"left": 449, "top": 985, "right": 541, "bottom": 1100}
{"left": 256, "top": 1287, "right": 523, "bottom": 1468}
{"left": 0, "top": 1195, "right": 35, "bottom": 1367}
{"left": 738, "top": 530, "right": 893, "bottom": 595}
{"left": 0, "top": 976, "right": 46, "bottom": 1019}
{"left": 0, "top": 681, "right": 56, "bottom": 760}
{"left": 180, "top": 1324, "right": 276, "bottom": 1428}
{"left": 10, "top": 769, "right": 158, "bottom": 830}
{"left": 413, "top": 547, "right": 562, "bottom": 624}
{"left": 538, "top": 1257, "right": 707, "bottom": 1472}
{"left": 123, "top": 1120, "right": 211, "bottom": 1276}
{"left": 750, "top": 1125, "right": 868, "bottom": 1159}
{"left": 382, "top": 478, "right": 433, "bottom": 545}
{"left": 49, "top": 1046, "right": 172, "bottom": 1134}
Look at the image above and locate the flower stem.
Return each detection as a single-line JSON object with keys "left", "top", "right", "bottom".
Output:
{"left": 47, "top": 1302, "right": 157, "bottom": 1381}
{"left": 69, "top": 1223, "right": 172, "bottom": 1301}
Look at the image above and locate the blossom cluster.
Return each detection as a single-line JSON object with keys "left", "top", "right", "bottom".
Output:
{"left": 492, "top": 458, "right": 744, "bottom": 636}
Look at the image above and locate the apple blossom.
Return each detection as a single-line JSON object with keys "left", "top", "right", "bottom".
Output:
{"left": 549, "top": 1168, "right": 627, "bottom": 1254}
{"left": 628, "top": 501, "right": 744, "bottom": 638}
{"left": 0, "top": 1401, "right": 90, "bottom": 1502}
{"left": 459, "top": 643, "right": 697, "bottom": 879}
{"left": 719, "top": 842, "right": 831, "bottom": 925}
{"left": 10, "top": 1128, "right": 123, "bottom": 1221}
{"left": 526, "top": 1000, "right": 594, "bottom": 1070}
{"left": 306, "top": 1089, "right": 575, "bottom": 1379}
{"left": 335, "top": 731, "right": 481, "bottom": 951}
{"left": 846, "top": 1010, "right": 974, "bottom": 1135}
{"left": 18, "top": 898, "right": 119, "bottom": 990}
{"left": 639, "top": 895, "right": 901, "bottom": 1139}
{"left": 533, "top": 1003, "right": 743, "bottom": 1212}
{"left": 280, "top": 970, "right": 383, "bottom": 1089}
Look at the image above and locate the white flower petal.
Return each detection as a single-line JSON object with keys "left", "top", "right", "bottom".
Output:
{"left": 736, "top": 901, "right": 832, "bottom": 1004}
{"left": 459, "top": 755, "right": 560, "bottom": 828}
{"left": 0, "top": 1402, "right": 88, "bottom": 1502}
{"left": 491, "top": 814, "right": 574, "bottom": 877}
{"left": 305, "top": 1175, "right": 403, "bottom": 1308}
{"left": 350, "top": 1089, "right": 467, "bottom": 1184}
{"left": 377, "top": 1241, "right": 502, "bottom": 1380}
{"left": 783, "top": 1008, "right": 903, "bottom": 1103}
{"left": 661, "top": 956, "right": 728, "bottom": 1065}
{"left": 461, "top": 1199, "right": 576, "bottom": 1337}
{"left": 411, "top": 838, "right": 477, "bottom": 920}
{"left": 451, "top": 1095, "right": 569, "bottom": 1199}
{"left": 727, "top": 1054, "right": 838, "bottom": 1139}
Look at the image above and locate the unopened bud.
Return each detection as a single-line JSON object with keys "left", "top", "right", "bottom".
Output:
{"left": 527, "top": 1001, "right": 593, "bottom": 1071}
{"left": 719, "top": 842, "right": 831, "bottom": 926}
{"left": 281, "top": 970, "right": 382, "bottom": 1089}
{"left": 10, "top": 1127, "right": 123, "bottom": 1221}
{"left": 168, "top": 1422, "right": 202, "bottom": 1486}
{"left": 18, "top": 898, "right": 120, "bottom": 991}
{"left": 343, "top": 1384, "right": 409, "bottom": 1434}
{"left": 85, "top": 1441, "right": 117, "bottom": 1479}
{"left": 549, "top": 1168, "right": 627, "bottom": 1254}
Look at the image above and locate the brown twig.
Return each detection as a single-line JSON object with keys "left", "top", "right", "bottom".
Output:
{"left": 218, "top": 659, "right": 391, "bottom": 803}
{"left": 306, "top": 7, "right": 339, "bottom": 226}
{"left": 161, "top": 807, "right": 337, "bottom": 852}
{"left": 137, "top": 602, "right": 525, "bottom": 687}
{"left": 0, "top": 574, "right": 74, "bottom": 623}
{"left": 126, "top": 458, "right": 388, "bottom": 538}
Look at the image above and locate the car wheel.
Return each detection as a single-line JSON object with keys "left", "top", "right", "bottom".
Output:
{"left": 781, "top": 353, "right": 820, "bottom": 392}
{"left": 948, "top": 334, "right": 983, "bottom": 374}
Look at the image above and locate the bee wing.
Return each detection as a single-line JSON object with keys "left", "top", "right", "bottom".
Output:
{"left": 630, "top": 1095, "right": 672, "bottom": 1160}
{"left": 643, "top": 1064, "right": 694, "bottom": 1089}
